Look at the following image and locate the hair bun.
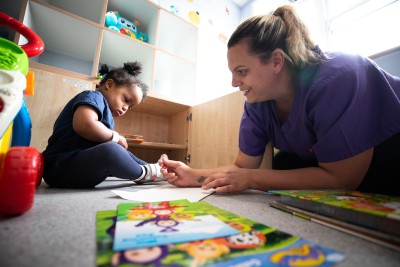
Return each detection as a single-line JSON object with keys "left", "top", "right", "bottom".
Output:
{"left": 124, "top": 61, "right": 142, "bottom": 77}
{"left": 98, "top": 64, "right": 110, "bottom": 75}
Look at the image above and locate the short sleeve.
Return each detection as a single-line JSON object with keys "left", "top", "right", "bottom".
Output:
{"left": 239, "top": 102, "right": 272, "bottom": 156}
{"left": 72, "top": 91, "right": 106, "bottom": 120}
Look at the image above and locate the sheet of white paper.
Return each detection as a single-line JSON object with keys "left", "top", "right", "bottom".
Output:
{"left": 111, "top": 182, "right": 214, "bottom": 202}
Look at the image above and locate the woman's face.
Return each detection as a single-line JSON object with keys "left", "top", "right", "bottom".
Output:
{"left": 104, "top": 80, "right": 143, "bottom": 117}
{"left": 227, "top": 42, "right": 277, "bottom": 103}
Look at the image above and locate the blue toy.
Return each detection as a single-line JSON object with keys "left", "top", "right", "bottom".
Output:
{"left": 105, "top": 11, "right": 148, "bottom": 43}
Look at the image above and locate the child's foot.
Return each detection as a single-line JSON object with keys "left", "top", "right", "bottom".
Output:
{"left": 135, "top": 154, "right": 168, "bottom": 183}
{"left": 158, "top": 154, "right": 168, "bottom": 170}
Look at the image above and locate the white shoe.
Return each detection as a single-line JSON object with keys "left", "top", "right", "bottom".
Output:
{"left": 135, "top": 154, "right": 168, "bottom": 183}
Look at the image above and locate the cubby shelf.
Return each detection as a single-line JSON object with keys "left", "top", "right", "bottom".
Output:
{"left": 19, "top": 0, "right": 198, "bottom": 105}
{"left": 18, "top": 0, "right": 197, "bottom": 163}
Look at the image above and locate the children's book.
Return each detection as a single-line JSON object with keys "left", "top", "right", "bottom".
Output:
{"left": 270, "top": 200, "right": 400, "bottom": 252}
{"left": 96, "top": 200, "right": 346, "bottom": 267}
{"left": 112, "top": 199, "right": 241, "bottom": 251}
{"left": 270, "top": 190, "right": 400, "bottom": 248}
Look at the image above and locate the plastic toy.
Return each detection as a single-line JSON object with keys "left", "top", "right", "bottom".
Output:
{"left": 105, "top": 11, "right": 148, "bottom": 43}
{"left": 0, "top": 11, "right": 44, "bottom": 216}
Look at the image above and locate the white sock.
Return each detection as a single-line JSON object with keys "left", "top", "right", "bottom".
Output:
{"left": 134, "top": 165, "right": 147, "bottom": 181}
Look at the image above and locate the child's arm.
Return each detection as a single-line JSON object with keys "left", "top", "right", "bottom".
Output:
{"left": 72, "top": 105, "right": 128, "bottom": 149}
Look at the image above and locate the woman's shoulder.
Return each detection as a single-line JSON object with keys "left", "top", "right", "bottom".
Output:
{"left": 323, "top": 50, "right": 370, "bottom": 69}
{"left": 306, "top": 50, "right": 375, "bottom": 88}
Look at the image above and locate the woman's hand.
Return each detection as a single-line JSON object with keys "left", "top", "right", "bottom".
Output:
{"left": 201, "top": 167, "right": 252, "bottom": 193}
{"left": 160, "top": 158, "right": 200, "bottom": 187}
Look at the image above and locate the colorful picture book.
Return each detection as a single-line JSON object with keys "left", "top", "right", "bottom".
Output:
{"left": 96, "top": 199, "right": 345, "bottom": 266}
{"left": 270, "top": 190, "right": 400, "bottom": 250}
{"left": 113, "top": 200, "right": 240, "bottom": 251}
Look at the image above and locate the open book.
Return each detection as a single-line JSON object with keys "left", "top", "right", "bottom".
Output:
{"left": 270, "top": 190, "right": 400, "bottom": 251}
{"left": 96, "top": 199, "right": 345, "bottom": 266}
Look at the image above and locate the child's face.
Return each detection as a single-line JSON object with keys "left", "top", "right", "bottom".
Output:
{"left": 104, "top": 80, "right": 143, "bottom": 117}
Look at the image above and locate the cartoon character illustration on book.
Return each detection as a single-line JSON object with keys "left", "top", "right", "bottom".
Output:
{"left": 177, "top": 239, "right": 230, "bottom": 266}
{"left": 226, "top": 221, "right": 253, "bottom": 234}
{"left": 127, "top": 209, "right": 154, "bottom": 220}
{"left": 176, "top": 231, "right": 267, "bottom": 266}
{"left": 270, "top": 244, "right": 326, "bottom": 266}
{"left": 223, "top": 230, "right": 266, "bottom": 249}
{"left": 111, "top": 245, "right": 182, "bottom": 267}
{"left": 135, "top": 216, "right": 181, "bottom": 233}
{"left": 126, "top": 201, "right": 187, "bottom": 220}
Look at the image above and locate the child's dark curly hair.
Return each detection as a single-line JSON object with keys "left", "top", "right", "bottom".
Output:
{"left": 97, "top": 61, "right": 149, "bottom": 101}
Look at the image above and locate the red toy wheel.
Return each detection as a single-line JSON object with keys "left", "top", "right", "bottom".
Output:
{"left": 0, "top": 147, "right": 43, "bottom": 216}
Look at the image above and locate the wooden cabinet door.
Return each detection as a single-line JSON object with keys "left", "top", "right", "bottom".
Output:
{"left": 188, "top": 91, "right": 245, "bottom": 168}
{"left": 24, "top": 68, "right": 95, "bottom": 152}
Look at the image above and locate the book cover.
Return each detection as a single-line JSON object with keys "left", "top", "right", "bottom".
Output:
{"left": 97, "top": 203, "right": 345, "bottom": 266}
{"left": 270, "top": 190, "right": 400, "bottom": 237}
{"left": 113, "top": 199, "right": 241, "bottom": 251}
{"left": 270, "top": 200, "right": 400, "bottom": 251}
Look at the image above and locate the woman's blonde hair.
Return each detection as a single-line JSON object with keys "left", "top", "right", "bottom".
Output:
{"left": 228, "top": 5, "right": 321, "bottom": 69}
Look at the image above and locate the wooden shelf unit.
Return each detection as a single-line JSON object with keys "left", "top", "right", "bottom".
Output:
{"left": 16, "top": 0, "right": 246, "bottom": 167}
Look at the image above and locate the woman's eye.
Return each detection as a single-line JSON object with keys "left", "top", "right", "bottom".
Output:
{"left": 237, "top": 70, "right": 246, "bottom": 76}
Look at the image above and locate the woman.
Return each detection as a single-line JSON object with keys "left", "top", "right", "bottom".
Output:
{"left": 161, "top": 5, "right": 400, "bottom": 195}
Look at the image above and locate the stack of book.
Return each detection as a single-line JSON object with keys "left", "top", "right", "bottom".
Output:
{"left": 270, "top": 190, "right": 400, "bottom": 252}
{"left": 96, "top": 199, "right": 345, "bottom": 266}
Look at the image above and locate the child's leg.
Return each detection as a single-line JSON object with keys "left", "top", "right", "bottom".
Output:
{"left": 43, "top": 143, "right": 147, "bottom": 188}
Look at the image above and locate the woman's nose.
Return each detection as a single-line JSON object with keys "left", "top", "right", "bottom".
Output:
{"left": 232, "top": 77, "right": 241, "bottom": 87}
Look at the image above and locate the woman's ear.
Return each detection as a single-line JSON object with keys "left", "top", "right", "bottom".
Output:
{"left": 271, "top": 49, "right": 285, "bottom": 72}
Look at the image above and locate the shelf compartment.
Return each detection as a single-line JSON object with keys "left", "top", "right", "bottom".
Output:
{"left": 154, "top": 50, "right": 196, "bottom": 105}
{"left": 38, "top": 0, "right": 105, "bottom": 24}
{"left": 99, "top": 29, "right": 155, "bottom": 92}
{"left": 106, "top": 0, "right": 158, "bottom": 46}
{"left": 157, "top": 9, "right": 198, "bottom": 62}
{"left": 20, "top": 1, "right": 100, "bottom": 76}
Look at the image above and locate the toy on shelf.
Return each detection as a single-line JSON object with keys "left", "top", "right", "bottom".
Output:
{"left": 121, "top": 134, "right": 144, "bottom": 143}
{"left": 105, "top": 11, "right": 148, "bottom": 43}
{"left": 0, "top": 11, "right": 44, "bottom": 216}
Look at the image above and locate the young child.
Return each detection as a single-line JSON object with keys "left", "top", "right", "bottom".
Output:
{"left": 42, "top": 61, "right": 167, "bottom": 188}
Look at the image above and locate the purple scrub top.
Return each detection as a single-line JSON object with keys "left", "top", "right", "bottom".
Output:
{"left": 239, "top": 49, "right": 400, "bottom": 163}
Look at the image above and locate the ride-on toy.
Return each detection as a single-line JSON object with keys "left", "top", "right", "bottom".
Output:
{"left": 0, "top": 12, "right": 44, "bottom": 216}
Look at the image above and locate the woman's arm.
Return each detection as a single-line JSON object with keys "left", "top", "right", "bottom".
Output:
{"left": 161, "top": 158, "right": 240, "bottom": 187}
{"left": 162, "top": 142, "right": 272, "bottom": 187}
{"left": 202, "top": 148, "right": 373, "bottom": 193}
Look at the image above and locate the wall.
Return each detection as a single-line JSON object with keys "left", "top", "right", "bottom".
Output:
{"left": 1, "top": 0, "right": 242, "bottom": 105}
{"left": 370, "top": 47, "right": 400, "bottom": 77}
{"left": 150, "top": 0, "right": 242, "bottom": 104}
{"left": 241, "top": 0, "right": 328, "bottom": 49}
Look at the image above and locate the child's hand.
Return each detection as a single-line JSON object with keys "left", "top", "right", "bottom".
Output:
{"left": 118, "top": 135, "right": 128, "bottom": 149}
